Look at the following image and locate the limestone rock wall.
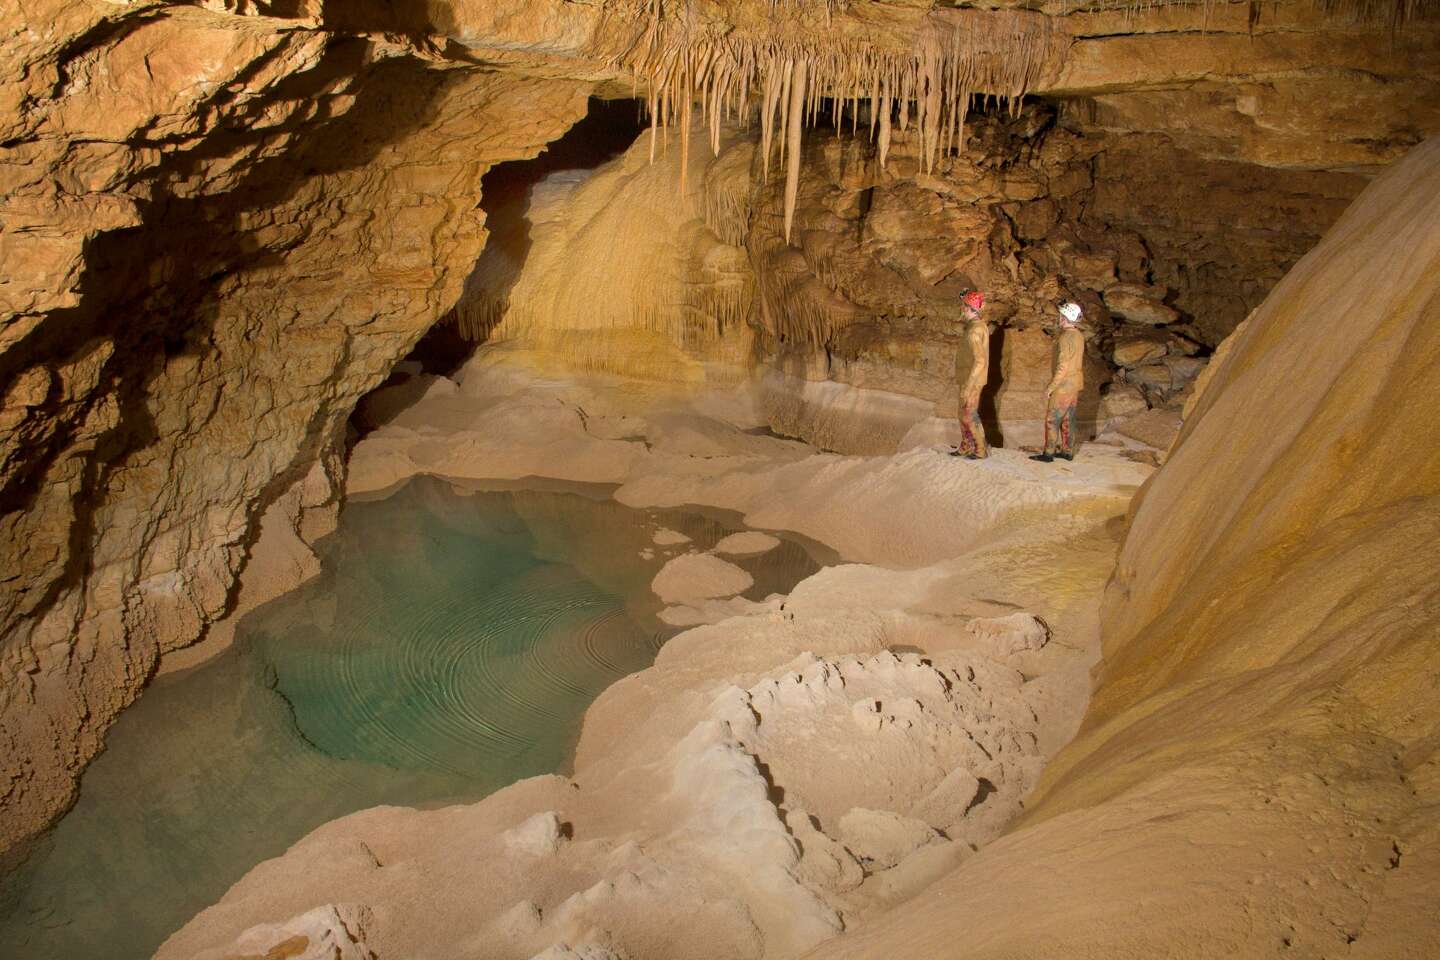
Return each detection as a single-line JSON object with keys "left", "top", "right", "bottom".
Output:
{"left": 0, "top": 3, "right": 591, "bottom": 857}
{"left": 743, "top": 106, "right": 1275, "bottom": 453}
{"left": 1084, "top": 132, "right": 1367, "bottom": 346}
{"left": 747, "top": 104, "right": 1123, "bottom": 452}
{"left": 1057, "top": 2, "right": 1440, "bottom": 172}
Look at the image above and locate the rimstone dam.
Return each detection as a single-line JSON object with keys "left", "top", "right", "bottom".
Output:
{"left": 1, "top": 2, "right": 1439, "bottom": 958}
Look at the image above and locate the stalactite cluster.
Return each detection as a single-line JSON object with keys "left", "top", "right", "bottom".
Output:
{"left": 598, "top": 3, "right": 1066, "bottom": 244}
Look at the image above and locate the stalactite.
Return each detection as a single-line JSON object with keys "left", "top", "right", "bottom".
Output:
{"left": 868, "top": 72, "right": 880, "bottom": 140}
{"left": 778, "top": 56, "right": 794, "bottom": 171}
{"left": 583, "top": 1, "right": 1076, "bottom": 351}
{"left": 898, "top": 73, "right": 911, "bottom": 134}
{"left": 760, "top": 67, "right": 779, "bottom": 180}
{"left": 784, "top": 57, "right": 807, "bottom": 245}
{"left": 877, "top": 76, "right": 892, "bottom": 170}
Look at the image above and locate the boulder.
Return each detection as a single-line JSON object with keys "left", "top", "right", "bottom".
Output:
{"left": 1098, "top": 383, "right": 1149, "bottom": 421}
{"left": 1113, "top": 336, "right": 1168, "bottom": 369}
{"left": 1067, "top": 251, "right": 1119, "bottom": 289}
{"left": 1013, "top": 198, "right": 1059, "bottom": 240}
{"left": 1104, "top": 283, "right": 1179, "bottom": 326}
{"left": 650, "top": 553, "right": 754, "bottom": 605}
{"left": 965, "top": 613, "right": 1051, "bottom": 655}
{"left": 1165, "top": 331, "right": 1205, "bottom": 357}
{"left": 713, "top": 531, "right": 781, "bottom": 556}
{"left": 503, "top": 811, "right": 566, "bottom": 857}
{"left": 200, "top": 905, "right": 375, "bottom": 960}
{"left": 1113, "top": 408, "right": 1185, "bottom": 451}
{"left": 1128, "top": 363, "right": 1174, "bottom": 397}
{"left": 910, "top": 767, "right": 983, "bottom": 832}
{"left": 1164, "top": 355, "right": 1207, "bottom": 389}
{"left": 837, "top": 808, "right": 941, "bottom": 869}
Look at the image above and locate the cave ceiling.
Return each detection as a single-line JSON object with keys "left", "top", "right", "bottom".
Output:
{"left": 362, "top": 0, "right": 1440, "bottom": 171}
{"left": 11, "top": 2, "right": 1432, "bottom": 173}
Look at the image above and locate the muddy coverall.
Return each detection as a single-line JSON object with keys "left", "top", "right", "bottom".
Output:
{"left": 1044, "top": 326, "right": 1084, "bottom": 456}
{"left": 955, "top": 320, "right": 990, "bottom": 457}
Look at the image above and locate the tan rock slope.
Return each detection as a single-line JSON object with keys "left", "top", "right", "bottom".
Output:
{"left": 805, "top": 134, "right": 1440, "bottom": 959}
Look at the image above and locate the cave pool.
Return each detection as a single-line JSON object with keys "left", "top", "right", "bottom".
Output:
{"left": 0, "top": 476, "right": 826, "bottom": 960}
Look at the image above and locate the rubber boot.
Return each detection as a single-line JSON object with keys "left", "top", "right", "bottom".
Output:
{"left": 1029, "top": 453, "right": 1053, "bottom": 463}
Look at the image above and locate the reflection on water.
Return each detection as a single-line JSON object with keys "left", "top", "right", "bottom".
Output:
{"left": 0, "top": 477, "right": 823, "bottom": 960}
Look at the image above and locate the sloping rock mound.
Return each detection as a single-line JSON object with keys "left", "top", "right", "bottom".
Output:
{"left": 651, "top": 553, "right": 754, "bottom": 605}
{"left": 805, "top": 136, "right": 1440, "bottom": 958}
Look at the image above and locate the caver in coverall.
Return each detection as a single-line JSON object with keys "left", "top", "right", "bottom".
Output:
{"left": 955, "top": 319, "right": 991, "bottom": 458}
{"left": 1044, "top": 324, "right": 1084, "bottom": 457}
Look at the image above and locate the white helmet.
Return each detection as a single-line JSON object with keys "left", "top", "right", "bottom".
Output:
{"left": 1059, "top": 301, "right": 1084, "bottom": 325}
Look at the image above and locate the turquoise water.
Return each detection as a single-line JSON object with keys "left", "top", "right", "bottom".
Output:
{"left": 0, "top": 477, "right": 823, "bottom": 960}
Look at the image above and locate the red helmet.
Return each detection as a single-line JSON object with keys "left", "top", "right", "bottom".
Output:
{"left": 963, "top": 290, "right": 985, "bottom": 312}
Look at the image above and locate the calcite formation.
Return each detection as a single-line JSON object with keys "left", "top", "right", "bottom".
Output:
{"left": 472, "top": 121, "right": 760, "bottom": 383}
{"left": 650, "top": 551, "right": 755, "bottom": 604}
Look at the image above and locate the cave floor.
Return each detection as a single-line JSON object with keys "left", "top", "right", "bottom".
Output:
{"left": 138, "top": 352, "right": 1156, "bottom": 959}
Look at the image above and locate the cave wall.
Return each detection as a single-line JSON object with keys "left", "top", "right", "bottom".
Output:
{"left": 730, "top": 0, "right": 1440, "bottom": 454}
{"left": 743, "top": 101, "right": 1338, "bottom": 453}
{"left": 1084, "top": 131, "right": 1367, "bottom": 346}
{"left": 461, "top": 98, "right": 1318, "bottom": 456}
{"left": 0, "top": 3, "right": 592, "bottom": 857}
